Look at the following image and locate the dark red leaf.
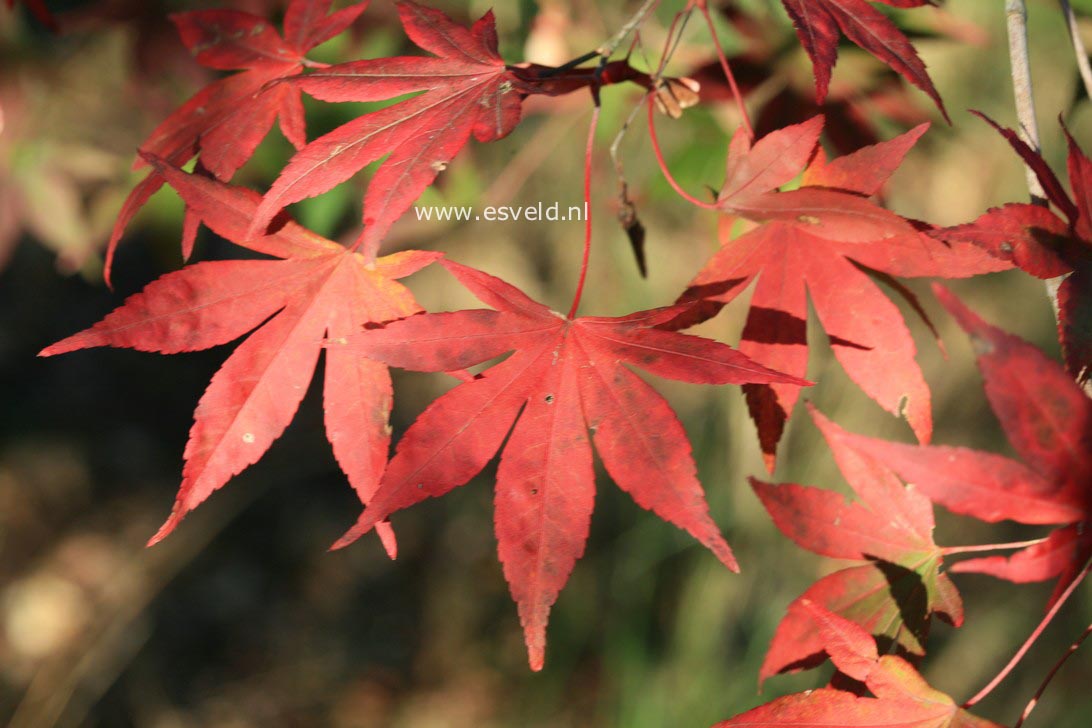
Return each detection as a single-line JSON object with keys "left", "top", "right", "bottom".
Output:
{"left": 780, "top": 0, "right": 946, "bottom": 118}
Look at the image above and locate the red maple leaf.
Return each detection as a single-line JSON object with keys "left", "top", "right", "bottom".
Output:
{"left": 327, "top": 259, "right": 810, "bottom": 670}
{"left": 753, "top": 404, "right": 963, "bottom": 684}
{"left": 248, "top": 0, "right": 657, "bottom": 256}
{"left": 717, "top": 601, "right": 1002, "bottom": 727}
{"left": 691, "top": 5, "right": 932, "bottom": 156}
{"left": 5, "top": 0, "right": 57, "bottom": 30}
{"left": 669, "top": 117, "right": 1008, "bottom": 468}
{"left": 106, "top": 0, "right": 368, "bottom": 281}
{"left": 780, "top": 0, "right": 947, "bottom": 118}
{"left": 937, "top": 114, "right": 1092, "bottom": 385}
{"left": 827, "top": 285, "right": 1092, "bottom": 607}
{"left": 249, "top": 0, "right": 527, "bottom": 253}
{"left": 41, "top": 158, "right": 440, "bottom": 551}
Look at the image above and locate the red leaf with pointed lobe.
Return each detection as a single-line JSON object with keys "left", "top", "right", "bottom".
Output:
{"left": 755, "top": 404, "right": 962, "bottom": 684}
{"left": 42, "top": 161, "right": 440, "bottom": 553}
{"left": 828, "top": 287, "right": 1092, "bottom": 606}
{"left": 780, "top": 0, "right": 946, "bottom": 118}
{"left": 937, "top": 116, "right": 1092, "bottom": 383}
{"left": 718, "top": 603, "right": 1002, "bottom": 727}
{"left": 250, "top": 1, "right": 526, "bottom": 255}
{"left": 105, "top": 0, "right": 368, "bottom": 283}
{"left": 673, "top": 118, "right": 1008, "bottom": 469}
{"left": 329, "top": 260, "right": 810, "bottom": 670}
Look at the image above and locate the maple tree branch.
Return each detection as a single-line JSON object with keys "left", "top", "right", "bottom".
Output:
{"left": 962, "top": 555, "right": 1092, "bottom": 709}
{"left": 1005, "top": 0, "right": 1066, "bottom": 321}
{"left": 1059, "top": 0, "right": 1092, "bottom": 100}
{"left": 597, "top": 0, "right": 661, "bottom": 60}
{"left": 1013, "top": 620, "right": 1092, "bottom": 727}
{"left": 1005, "top": 0, "right": 1047, "bottom": 204}
{"left": 568, "top": 104, "right": 602, "bottom": 319}
{"left": 941, "top": 537, "right": 1049, "bottom": 556}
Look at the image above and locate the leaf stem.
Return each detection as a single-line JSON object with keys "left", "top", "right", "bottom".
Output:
{"left": 646, "top": 96, "right": 719, "bottom": 211}
{"left": 1059, "top": 0, "right": 1092, "bottom": 100}
{"left": 963, "top": 555, "right": 1092, "bottom": 709}
{"left": 693, "top": 1, "right": 754, "bottom": 141}
{"left": 568, "top": 105, "right": 601, "bottom": 319}
{"left": 1014, "top": 620, "right": 1092, "bottom": 727}
{"left": 941, "top": 537, "right": 1049, "bottom": 555}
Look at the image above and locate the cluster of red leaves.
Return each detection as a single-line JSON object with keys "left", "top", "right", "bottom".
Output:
{"left": 722, "top": 287, "right": 1090, "bottom": 723}
{"left": 668, "top": 116, "right": 1008, "bottom": 467}
{"left": 105, "top": 0, "right": 369, "bottom": 282}
{"left": 36, "top": 0, "right": 1091, "bottom": 712}
{"left": 780, "top": 0, "right": 945, "bottom": 118}
{"left": 328, "top": 259, "right": 808, "bottom": 670}
{"left": 43, "top": 160, "right": 440, "bottom": 553}
{"left": 938, "top": 114, "right": 1092, "bottom": 386}
{"left": 718, "top": 601, "right": 1001, "bottom": 727}
{"left": 690, "top": 5, "right": 931, "bottom": 156}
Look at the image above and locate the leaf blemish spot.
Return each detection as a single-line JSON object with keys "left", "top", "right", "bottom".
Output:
{"left": 544, "top": 394, "right": 554, "bottom": 404}
{"left": 242, "top": 433, "right": 255, "bottom": 444}
{"left": 798, "top": 215, "right": 821, "bottom": 225}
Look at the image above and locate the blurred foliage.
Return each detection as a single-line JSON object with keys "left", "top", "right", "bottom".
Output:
{"left": 1, "top": 0, "right": 1090, "bottom": 726}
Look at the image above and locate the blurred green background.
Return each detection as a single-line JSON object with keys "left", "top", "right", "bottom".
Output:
{"left": 1, "top": 0, "right": 1090, "bottom": 726}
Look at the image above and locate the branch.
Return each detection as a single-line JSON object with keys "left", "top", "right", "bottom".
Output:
{"left": 1014, "top": 621, "right": 1092, "bottom": 727}
{"left": 1005, "top": 0, "right": 1047, "bottom": 204}
{"left": 963, "top": 556, "right": 1092, "bottom": 709}
{"left": 597, "top": 0, "right": 661, "bottom": 59}
{"left": 1005, "top": 1, "right": 1065, "bottom": 320}
{"left": 1059, "top": 0, "right": 1092, "bottom": 100}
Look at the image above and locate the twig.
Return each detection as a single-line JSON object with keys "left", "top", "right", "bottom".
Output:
{"left": 1014, "top": 621, "right": 1092, "bottom": 727}
{"left": 1059, "top": 0, "right": 1092, "bottom": 100}
{"left": 1005, "top": 0, "right": 1065, "bottom": 321}
{"left": 1005, "top": 0, "right": 1047, "bottom": 204}
{"left": 597, "top": 0, "right": 661, "bottom": 59}
{"left": 963, "top": 555, "right": 1092, "bottom": 708}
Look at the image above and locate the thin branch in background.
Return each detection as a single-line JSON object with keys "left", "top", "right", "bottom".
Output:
{"left": 1014, "top": 621, "right": 1092, "bottom": 727}
{"left": 1059, "top": 0, "right": 1092, "bottom": 99}
{"left": 611, "top": 98, "right": 652, "bottom": 277}
{"left": 597, "top": 0, "right": 661, "bottom": 59}
{"left": 962, "top": 556, "right": 1092, "bottom": 709}
{"left": 1005, "top": 0, "right": 1066, "bottom": 320}
{"left": 1005, "top": 0, "right": 1047, "bottom": 204}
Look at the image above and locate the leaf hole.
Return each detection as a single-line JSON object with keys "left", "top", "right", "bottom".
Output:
{"left": 544, "top": 394, "right": 555, "bottom": 404}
